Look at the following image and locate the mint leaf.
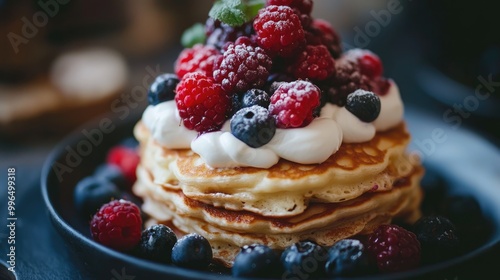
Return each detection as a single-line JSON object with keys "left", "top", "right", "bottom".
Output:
{"left": 209, "top": 0, "right": 246, "bottom": 27}
{"left": 181, "top": 23, "right": 206, "bottom": 48}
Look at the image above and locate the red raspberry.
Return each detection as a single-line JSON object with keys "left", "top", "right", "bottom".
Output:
{"left": 289, "top": 45, "right": 335, "bottom": 81}
{"left": 306, "top": 19, "right": 342, "bottom": 58}
{"left": 267, "top": 0, "right": 313, "bottom": 27}
{"left": 90, "top": 199, "right": 142, "bottom": 251}
{"left": 366, "top": 224, "right": 421, "bottom": 273}
{"left": 269, "top": 80, "right": 320, "bottom": 128}
{"left": 106, "top": 146, "right": 140, "bottom": 184}
{"left": 175, "top": 72, "right": 230, "bottom": 133}
{"left": 254, "top": 5, "right": 306, "bottom": 57}
{"left": 213, "top": 42, "right": 272, "bottom": 93}
{"left": 267, "top": 0, "right": 313, "bottom": 15}
{"left": 357, "top": 51, "right": 383, "bottom": 79}
{"left": 174, "top": 44, "right": 220, "bottom": 79}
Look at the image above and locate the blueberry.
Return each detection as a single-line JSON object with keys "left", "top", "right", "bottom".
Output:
{"left": 136, "top": 224, "right": 177, "bottom": 263}
{"left": 171, "top": 233, "right": 212, "bottom": 269}
{"left": 281, "top": 241, "right": 328, "bottom": 279}
{"left": 412, "top": 215, "right": 460, "bottom": 264}
{"left": 73, "top": 176, "right": 121, "bottom": 219}
{"left": 148, "top": 73, "right": 179, "bottom": 105}
{"left": 93, "top": 164, "right": 129, "bottom": 190}
{"left": 241, "top": 89, "right": 270, "bottom": 109}
{"left": 345, "top": 89, "right": 381, "bottom": 122}
{"left": 325, "top": 239, "right": 372, "bottom": 277}
{"left": 119, "top": 137, "right": 139, "bottom": 149}
{"left": 232, "top": 244, "right": 281, "bottom": 278}
{"left": 230, "top": 105, "right": 276, "bottom": 148}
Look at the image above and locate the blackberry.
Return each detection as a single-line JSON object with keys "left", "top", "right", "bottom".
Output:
{"left": 205, "top": 18, "right": 255, "bottom": 50}
{"left": 412, "top": 215, "right": 461, "bottom": 264}
{"left": 147, "top": 73, "right": 179, "bottom": 105}
{"left": 213, "top": 42, "right": 272, "bottom": 93}
{"left": 323, "top": 59, "right": 373, "bottom": 106}
{"left": 325, "top": 239, "right": 373, "bottom": 277}
{"left": 345, "top": 89, "right": 381, "bottom": 122}
{"left": 231, "top": 105, "right": 276, "bottom": 148}
{"left": 136, "top": 224, "right": 177, "bottom": 263}
{"left": 232, "top": 244, "right": 281, "bottom": 278}
{"left": 281, "top": 241, "right": 328, "bottom": 279}
{"left": 241, "top": 89, "right": 270, "bottom": 109}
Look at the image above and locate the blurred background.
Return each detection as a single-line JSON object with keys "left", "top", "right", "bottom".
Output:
{"left": 0, "top": 0, "right": 499, "bottom": 278}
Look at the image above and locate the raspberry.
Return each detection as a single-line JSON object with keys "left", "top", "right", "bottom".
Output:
{"left": 289, "top": 45, "right": 335, "bottom": 81}
{"left": 174, "top": 44, "right": 220, "bottom": 79}
{"left": 267, "top": 0, "right": 313, "bottom": 27}
{"left": 306, "top": 19, "right": 342, "bottom": 58}
{"left": 175, "top": 72, "right": 230, "bottom": 133}
{"left": 213, "top": 42, "right": 272, "bottom": 93}
{"left": 254, "top": 5, "right": 306, "bottom": 57}
{"left": 358, "top": 51, "right": 383, "bottom": 79}
{"left": 267, "top": 0, "right": 313, "bottom": 15}
{"left": 366, "top": 224, "right": 421, "bottom": 273}
{"left": 269, "top": 80, "right": 320, "bottom": 128}
{"left": 322, "top": 58, "right": 374, "bottom": 106}
{"left": 90, "top": 199, "right": 142, "bottom": 251}
{"left": 205, "top": 18, "right": 255, "bottom": 50}
{"left": 106, "top": 145, "right": 140, "bottom": 184}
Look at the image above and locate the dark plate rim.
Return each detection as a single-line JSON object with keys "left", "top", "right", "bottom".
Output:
{"left": 41, "top": 112, "right": 500, "bottom": 280}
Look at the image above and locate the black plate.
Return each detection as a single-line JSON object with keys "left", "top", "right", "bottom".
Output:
{"left": 41, "top": 107, "right": 500, "bottom": 280}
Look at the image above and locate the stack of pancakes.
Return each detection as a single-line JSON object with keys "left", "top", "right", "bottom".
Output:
{"left": 132, "top": 121, "right": 423, "bottom": 267}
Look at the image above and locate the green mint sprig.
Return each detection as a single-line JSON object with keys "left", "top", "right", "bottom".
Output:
{"left": 209, "top": 0, "right": 265, "bottom": 27}
{"left": 181, "top": 23, "right": 206, "bottom": 48}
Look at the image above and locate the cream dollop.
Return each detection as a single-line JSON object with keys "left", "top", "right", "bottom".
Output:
{"left": 141, "top": 81, "right": 404, "bottom": 168}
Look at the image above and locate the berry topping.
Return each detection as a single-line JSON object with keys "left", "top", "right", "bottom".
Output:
{"left": 74, "top": 176, "right": 121, "bottom": 219}
{"left": 253, "top": 5, "right": 306, "bottom": 57}
{"left": 412, "top": 215, "right": 460, "bottom": 264}
{"left": 289, "top": 45, "right": 335, "bottom": 81}
{"left": 322, "top": 57, "right": 374, "bottom": 106}
{"left": 213, "top": 42, "right": 272, "bottom": 93}
{"left": 171, "top": 233, "right": 213, "bottom": 269}
{"left": 232, "top": 244, "right": 281, "bottom": 278}
{"left": 281, "top": 241, "right": 328, "bottom": 278}
{"left": 325, "top": 239, "right": 373, "bottom": 277}
{"left": 136, "top": 224, "right": 177, "bottom": 264}
{"left": 147, "top": 73, "right": 180, "bottom": 105}
{"left": 358, "top": 52, "right": 383, "bottom": 79}
{"left": 267, "top": 0, "right": 313, "bottom": 27}
{"left": 241, "top": 89, "right": 270, "bottom": 108}
{"left": 267, "top": 0, "right": 313, "bottom": 15}
{"left": 174, "top": 44, "right": 220, "bottom": 79}
{"left": 106, "top": 145, "right": 140, "bottom": 184}
{"left": 269, "top": 80, "right": 321, "bottom": 128}
{"left": 175, "top": 72, "right": 230, "bottom": 133}
{"left": 90, "top": 199, "right": 142, "bottom": 251}
{"left": 205, "top": 18, "right": 255, "bottom": 50}
{"left": 345, "top": 89, "right": 381, "bottom": 122}
{"left": 366, "top": 224, "right": 421, "bottom": 273}
{"left": 231, "top": 105, "right": 276, "bottom": 148}
{"left": 306, "top": 19, "right": 342, "bottom": 58}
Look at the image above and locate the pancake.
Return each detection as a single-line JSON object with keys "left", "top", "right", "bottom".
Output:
{"left": 134, "top": 121, "right": 418, "bottom": 217}
{"left": 135, "top": 163, "right": 423, "bottom": 267}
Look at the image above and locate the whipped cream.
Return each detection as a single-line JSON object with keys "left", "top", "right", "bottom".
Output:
{"left": 142, "top": 81, "right": 404, "bottom": 168}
